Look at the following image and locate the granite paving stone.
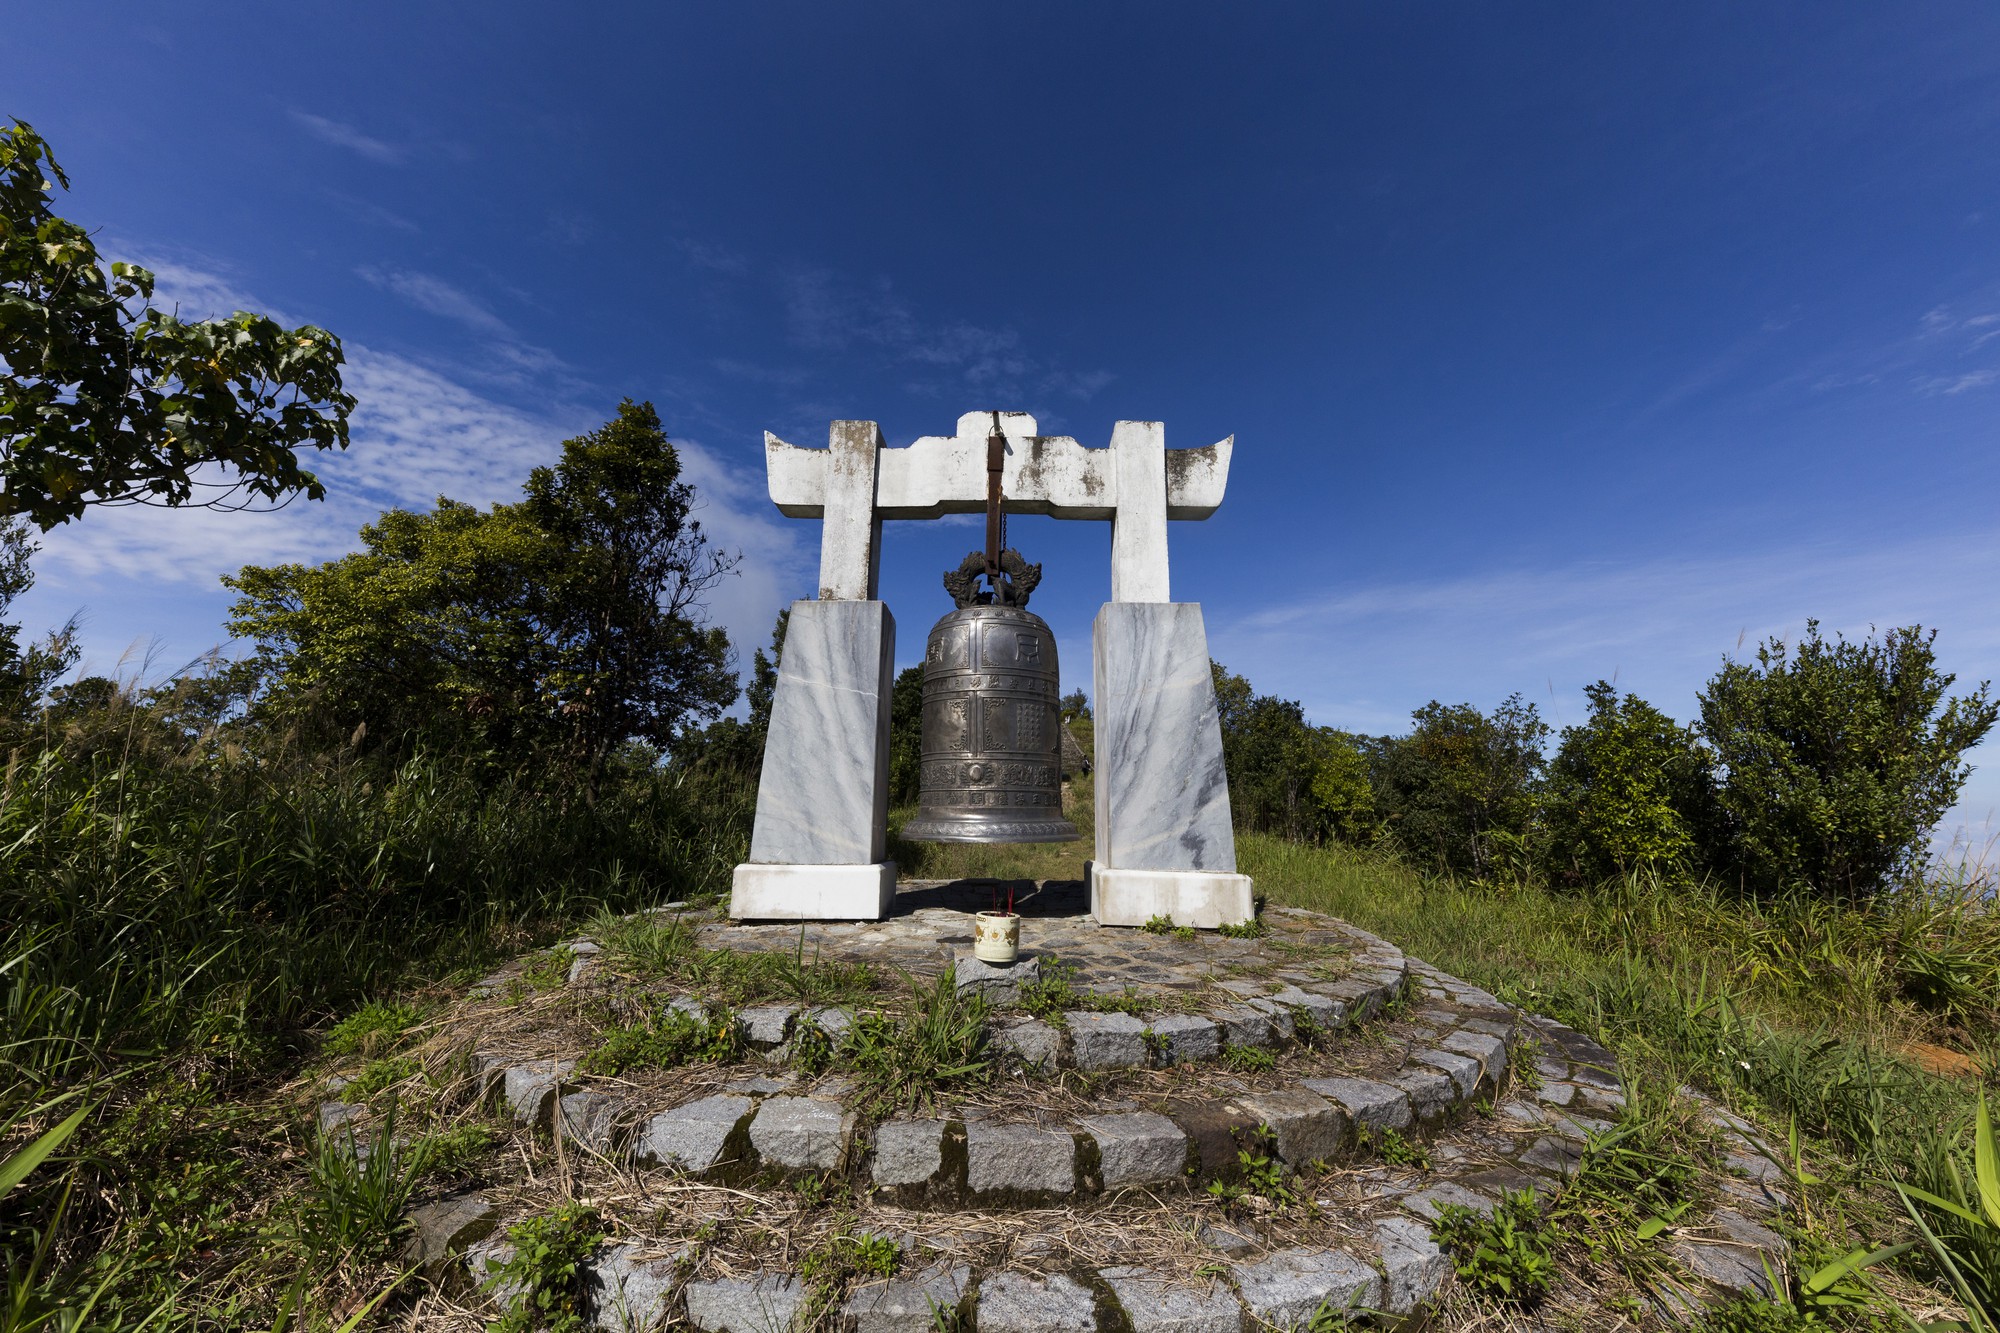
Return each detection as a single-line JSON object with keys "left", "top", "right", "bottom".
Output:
{"left": 747, "top": 1096, "right": 851, "bottom": 1170}
{"left": 1298, "top": 1076, "right": 1412, "bottom": 1134}
{"left": 1415, "top": 1048, "right": 1483, "bottom": 1099}
{"left": 871, "top": 1119, "right": 947, "bottom": 1187}
{"left": 684, "top": 1274, "right": 806, "bottom": 1333}
{"left": 634, "top": 1094, "right": 753, "bottom": 1172}
{"left": 1232, "top": 1248, "right": 1381, "bottom": 1329}
{"left": 1081, "top": 1111, "right": 1188, "bottom": 1186}
{"left": 1375, "top": 1217, "right": 1450, "bottom": 1315}
{"left": 975, "top": 1272, "right": 1097, "bottom": 1333}
{"left": 587, "top": 1242, "right": 687, "bottom": 1332}
{"left": 966, "top": 1122, "right": 1076, "bottom": 1196}
{"left": 1099, "top": 1266, "right": 1244, "bottom": 1332}
{"left": 1067, "top": 1011, "right": 1148, "bottom": 1069}
{"left": 1148, "top": 1013, "right": 1221, "bottom": 1064}
{"left": 842, "top": 1263, "right": 971, "bottom": 1333}
{"left": 1389, "top": 1067, "right": 1456, "bottom": 1122}
{"left": 1235, "top": 1088, "right": 1347, "bottom": 1165}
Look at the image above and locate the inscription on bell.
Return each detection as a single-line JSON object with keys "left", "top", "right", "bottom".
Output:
{"left": 903, "top": 602, "right": 1080, "bottom": 844}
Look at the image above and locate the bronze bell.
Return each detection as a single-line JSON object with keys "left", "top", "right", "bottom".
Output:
{"left": 901, "top": 549, "right": 1080, "bottom": 844}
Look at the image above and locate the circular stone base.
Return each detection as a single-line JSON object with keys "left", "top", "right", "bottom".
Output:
{"left": 370, "top": 882, "right": 1799, "bottom": 1331}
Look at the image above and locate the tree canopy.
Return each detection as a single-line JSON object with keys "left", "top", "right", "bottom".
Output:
{"left": 1, "top": 122, "right": 353, "bottom": 527}
{"left": 225, "top": 401, "right": 737, "bottom": 785}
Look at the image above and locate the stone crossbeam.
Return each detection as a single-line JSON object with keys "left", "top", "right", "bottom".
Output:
{"left": 765, "top": 411, "right": 1232, "bottom": 602}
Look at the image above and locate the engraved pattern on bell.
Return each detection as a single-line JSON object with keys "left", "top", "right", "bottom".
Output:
{"left": 902, "top": 602, "right": 1080, "bottom": 844}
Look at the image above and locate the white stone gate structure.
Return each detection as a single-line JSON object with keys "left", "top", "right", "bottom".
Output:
{"left": 729, "top": 411, "right": 1253, "bottom": 928}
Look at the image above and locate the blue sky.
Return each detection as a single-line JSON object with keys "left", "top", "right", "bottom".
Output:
{"left": 11, "top": 5, "right": 2000, "bottom": 856}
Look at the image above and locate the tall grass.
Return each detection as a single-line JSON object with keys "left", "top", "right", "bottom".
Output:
{"left": 1242, "top": 832, "right": 1997, "bottom": 1178}
{"left": 0, "top": 740, "right": 752, "bottom": 1318}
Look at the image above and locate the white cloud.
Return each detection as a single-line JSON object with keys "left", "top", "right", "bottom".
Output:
{"left": 288, "top": 111, "right": 406, "bottom": 165}
{"left": 17, "top": 259, "right": 809, "bottom": 700}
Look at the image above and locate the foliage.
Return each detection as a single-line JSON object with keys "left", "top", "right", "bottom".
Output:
{"left": 324, "top": 1001, "right": 423, "bottom": 1059}
{"left": 586, "top": 910, "right": 878, "bottom": 1008}
{"left": 889, "top": 661, "right": 924, "bottom": 805}
{"left": 582, "top": 1002, "right": 743, "bottom": 1076}
{"left": 224, "top": 401, "right": 738, "bottom": 781}
{"left": 1017, "top": 957, "right": 1145, "bottom": 1022}
{"left": 1212, "top": 661, "right": 1381, "bottom": 844}
{"left": 1898, "top": 1089, "right": 2000, "bottom": 1329}
{"left": 1368, "top": 694, "right": 1549, "bottom": 879}
{"left": 485, "top": 1202, "right": 605, "bottom": 1333}
{"left": 1432, "top": 1187, "right": 1557, "bottom": 1303}
{"left": 1697, "top": 622, "right": 1997, "bottom": 898}
{"left": 304, "top": 1101, "right": 430, "bottom": 1259}
{"left": 1541, "top": 681, "right": 1715, "bottom": 886}
{"left": 798, "top": 1230, "right": 901, "bottom": 1322}
{"left": 839, "top": 968, "right": 994, "bottom": 1113}
{"left": 0, "top": 122, "right": 353, "bottom": 527}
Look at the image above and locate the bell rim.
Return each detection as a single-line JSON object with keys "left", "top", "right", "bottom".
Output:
{"left": 900, "top": 815, "right": 1081, "bottom": 844}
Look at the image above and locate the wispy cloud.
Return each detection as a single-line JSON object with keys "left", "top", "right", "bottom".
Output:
{"left": 356, "top": 265, "right": 514, "bottom": 339}
{"left": 288, "top": 110, "right": 406, "bottom": 165}
{"left": 779, "top": 268, "right": 1113, "bottom": 403}
{"left": 327, "top": 191, "right": 419, "bottom": 233}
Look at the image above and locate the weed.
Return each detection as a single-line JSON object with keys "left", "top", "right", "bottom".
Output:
{"left": 418, "top": 1121, "right": 500, "bottom": 1179}
{"left": 582, "top": 1002, "right": 743, "bottom": 1076}
{"left": 1367, "top": 1127, "right": 1430, "bottom": 1170}
{"left": 1223, "top": 1045, "right": 1277, "bottom": 1073}
{"left": 841, "top": 968, "right": 994, "bottom": 1113}
{"left": 485, "top": 1201, "right": 606, "bottom": 1333}
{"left": 1018, "top": 957, "right": 1147, "bottom": 1023}
{"left": 324, "top": 1001, "right": 423, "bottom": 1058}
{"left": 304, "top": 1101, "right": 430, "bottom": 1260}
{"left": 1218, "top": 918, "right": 1267, "bottom": 940}
{"left": 800, "top": 1229, "right": 902, "bottom": 1321}
{"left": 1431, "top": 1188, "right": 1556, "bottom": 1304}
{"left": 1142, "top": 914, "right": 1176, "bottom": 935}
{"left": 518, "top": 946, "right": 577, "bottom": 995}
{"left": 1209, "top": 1131, "right": 1298, "bottom": 1212}
{"left": 588, "top": 912, "right": 879, "bottom": 1008}
{"left": 1173, "top": 925, "right": 1198, "bottom": 942}
{"left": 342, "top": 1054, "right": 424, "bottom": 1101}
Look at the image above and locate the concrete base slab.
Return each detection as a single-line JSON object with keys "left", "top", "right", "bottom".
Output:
{"left": 1090, "top": 865, "right": 1254, "bottom": 928}
{"left": 729, "top": 862, "right": 897, "bottom": 921}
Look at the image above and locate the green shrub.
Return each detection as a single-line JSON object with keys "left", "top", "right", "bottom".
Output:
{"left": 1697, "top": 622, "right": 1997, "bottom": 897}
{"left": 1368, "top": 695, "right": 1548, "bottom": 879}
{"left": 1540, "top": 681, "right": 1713, "bottom": 886}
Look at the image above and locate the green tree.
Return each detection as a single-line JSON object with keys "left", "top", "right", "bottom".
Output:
{"left": 1, "top": 123, "right": 353, "bottom": 527}
{"left": 1697, "top": 621, "right": 1997, "bottom": 897}
{"left": 1211, "top": 660, "right": 1380, "bottom": 844}
{"left": 521, "top": 401, "right": 738, "bottom": 783}
{"left": 889, "top": 662, "right": 925, "bottom": 805}
{"left": 0, "top": 516, "right": 75, "bottom": 722}
{"left": 226, "top": 403, "right": 737, "bottom": 783}
{"left": 1540, "top": 682, "right": 1713, "bottom": 886}
{"left": 1371, "top": 695, "right": 1548, "bottom": 879}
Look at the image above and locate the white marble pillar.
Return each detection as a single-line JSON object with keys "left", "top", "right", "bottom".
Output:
{"left": 729, "top": 599, "right": 897, "bottom": 920}
{"left": 1090, "top": 602, "right": 1254, "bottom": 928}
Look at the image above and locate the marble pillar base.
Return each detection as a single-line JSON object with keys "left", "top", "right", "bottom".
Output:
{"left": 1090, "top": 865, "right": 1254, "bottom": 929}
{"left": 729, "top": 862, "right": 898, "bottom": 922}
{"left": 747, "top": 600, "right": 895, "bottom": 866}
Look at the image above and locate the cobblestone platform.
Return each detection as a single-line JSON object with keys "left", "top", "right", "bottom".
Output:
{"left": 343, "top": 885, "right": 1796, "bottom": 1330}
